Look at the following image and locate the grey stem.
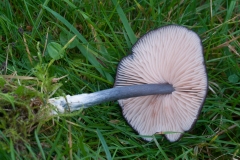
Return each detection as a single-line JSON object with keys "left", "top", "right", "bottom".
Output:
{"left": 61, "top": 83, "right": 174, "bottom": 111}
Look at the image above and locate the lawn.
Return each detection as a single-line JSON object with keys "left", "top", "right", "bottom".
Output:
{"left": 0, "top": 0, "right": 240, "bottom": 159}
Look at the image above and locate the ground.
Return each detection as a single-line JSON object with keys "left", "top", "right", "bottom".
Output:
{"left": 0, "top": 0, "right": 240, "bottom": 159}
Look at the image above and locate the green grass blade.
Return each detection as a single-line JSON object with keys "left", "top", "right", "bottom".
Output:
{"left": 46, "top": 127, "right": 63, "bottom": 160}
{"left": 96, "top": 129, "right": 112, "bottom": 160}
{"left": 32, "top": 0, "right": 51, "bottom": 38}
{"left": 35, "top": 130, "right": 46, "bottom": 160}
{"left": 10, "top": 139, "right": 15, "bottom": 160}
{"left": 111, "top": 0, "right": 137, "bottom": 45}
{"left": 153, "top": 137, "right": 169, "bottom": 159}
{"left": 175, "top": 148, "right": 193, "bottom": 160}
{"left": 25, "top": 144, "right": 38, "bottom": 160}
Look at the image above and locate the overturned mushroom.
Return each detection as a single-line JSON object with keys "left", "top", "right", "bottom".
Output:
{"left": 49, "top": 25, "right": 208, "bottom": 142}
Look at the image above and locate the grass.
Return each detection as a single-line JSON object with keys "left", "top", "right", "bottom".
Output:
{"left": 0, "top": 0, "right": 240, "bottom": 159}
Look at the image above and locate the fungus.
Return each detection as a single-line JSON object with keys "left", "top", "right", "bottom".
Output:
{"left": 49, "top": 25, "right": 208, "bottom": 142}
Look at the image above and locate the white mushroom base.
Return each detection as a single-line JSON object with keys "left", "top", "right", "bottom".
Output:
{"left": 49, "top": 94, "right": 92, "bottom": 114}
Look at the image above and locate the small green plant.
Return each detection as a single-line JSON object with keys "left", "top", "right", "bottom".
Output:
{"left": 0, "top": 38, "right": 67, "bottom": 158}
{"left": 0, "top": 75, "right": 52, "bottom": 155}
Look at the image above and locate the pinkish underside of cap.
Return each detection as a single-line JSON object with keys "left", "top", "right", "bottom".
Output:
{"left": 115, "top": 25, "right": 208, "bottom": 142}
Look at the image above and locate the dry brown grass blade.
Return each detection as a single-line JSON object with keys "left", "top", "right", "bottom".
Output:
{"left": 1, "top": 75, "right": 37, "bottom": 80}
{"left": 23, "top": 34, "right": 33, "bottom": 64}
{"left": 52, "top": 75, "right": 68, "bottom": 83}
{"left": 211, "top": 35, "right": 240, "bottom": 50}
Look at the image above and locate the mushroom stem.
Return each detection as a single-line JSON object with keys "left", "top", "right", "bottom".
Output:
{"left": 49, "top": 83, "right": 174, "bottom": 113}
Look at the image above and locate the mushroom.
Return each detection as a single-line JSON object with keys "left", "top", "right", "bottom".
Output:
{"left": 49, "top": 25, "right": 208, "bottom": 142}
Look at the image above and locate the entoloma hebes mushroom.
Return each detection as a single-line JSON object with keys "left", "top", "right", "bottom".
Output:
{"left": 49, "top": 25, "right": 208, "bottom": 142}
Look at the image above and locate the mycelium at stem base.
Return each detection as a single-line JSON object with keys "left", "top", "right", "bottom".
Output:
{"left": 49, "top": 83, "right": 174, "bottom": 113}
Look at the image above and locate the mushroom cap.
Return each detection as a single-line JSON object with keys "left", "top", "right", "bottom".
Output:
{"left": 114, "top": 25, "right": 208, "bottom": 142}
